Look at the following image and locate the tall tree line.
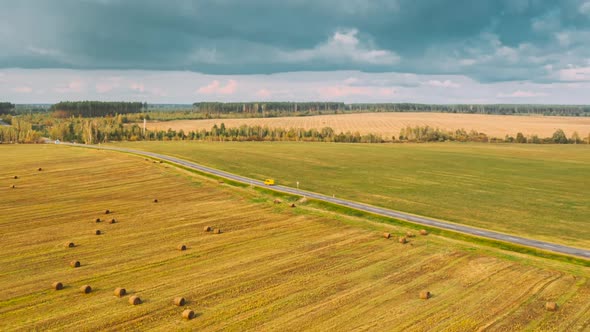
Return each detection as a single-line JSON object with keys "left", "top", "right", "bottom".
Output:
{"left": 191, "top": 102, "right": 590, "bottom": 117}
{"left": 50, "top": 101, "right": 147, "bottom": 117}
{"left": 0, "top": 102, "right": 15, "bottom": 115}
{"left": 193, "top": 102, "right": 345, "bottom": 115}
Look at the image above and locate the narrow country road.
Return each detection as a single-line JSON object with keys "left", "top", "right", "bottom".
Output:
{"left": 60, "top": 142, "right": 590, "bottom": 260}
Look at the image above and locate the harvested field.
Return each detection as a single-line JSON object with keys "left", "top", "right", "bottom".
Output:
{"left": 145, "top": 112, "right": 590, "bottom": 138}
{"left": 0, "top": 145, "right": 589, "bottom": 331}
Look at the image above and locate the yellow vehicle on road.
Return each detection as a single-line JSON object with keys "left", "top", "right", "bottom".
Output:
{"left": 264, "top": 179, "right": 275, "bottom": 186}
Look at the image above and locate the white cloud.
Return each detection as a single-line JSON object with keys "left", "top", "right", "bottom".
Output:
{"left": 580, "top": 2, "right": 590, "bottom": 15}
{"left": 318, "top": 85, "right": 396, "bottom": 99}
{"left": 256, "top": 88, "right": 271, "bottom": 98}
{"left": 497, "top": 90, "right": 547, "bottom": 98}
{"left": 425, "top": 80, "right": 460, "bottom": 88}
{"left": 459, "top": 58, "right": 477, "bottom": 66}
{"left": 279, "top": 29, "right": 399, "bottom": 66}
{"left": 150, "top": 87, "right": 168, "bottom": 97}
{"left": 197, "top": 80, "right": 237, "bottom": 95}
{"left": 3, "top": 68, "right": 590, "bottom": 104}
{"left": 12, "top": 86, "right": 32, "bottom": 93}
{"left": 555, "top": 32, "right": 570, "bottom": 47}
{"left": 191, "top": 48, "right": 219, "bottom": 64}
{"left": 27, "top": 46, "right": 61, "bottom": 57}
{"left": 96, "top": 83, "right": 113, "bottom": 93}
{"left": 558, "top": 66, "right": 590, "bottom": 81}
{"left": 54, "top": 80, "right": 84, "bottom": 93}
{"left": 130, "top": 82, "right": 145, "bottom": 93}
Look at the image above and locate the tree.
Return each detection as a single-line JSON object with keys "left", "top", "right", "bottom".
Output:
{"left": 515, "top": 132, "right": 526, "bottom": 143}
{"left": 551, "top": 129, "right": 568, "bottom": 144}
{"left": 571, "top": 131, "right": 581, "bottom": 144}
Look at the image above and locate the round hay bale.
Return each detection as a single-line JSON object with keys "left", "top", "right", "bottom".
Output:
{"left": 177, "top": 244, "right": 187, "bottom": 251}
{"left": 153, "top": 198, "right": 158, "bottom": 203}
{"left": 159, "top": 160, "right": 163, "bottom": 164}
{"left": 95, "top": 229, "right": 102, "bottom": 235}
{"left": 52, "top": 282, "right": 63, "bottom": 290}
{"left": 64, "top": 242, "right": 75, "bottom": 248}
{"left": 105, "top": 209, "right": 110, "bottom": 214}
{"left": 213, "top": 228, "right": 221, "bottom": 234}
{"left": 129, "top": 295, "right": 141, "bottom": 305}
{"left": 38, "top": 167, "right": 42, "bottom": 171}
{"left": 290, "top": 203, "right": 296, "bottom": 208}
{"left": 399, "top": 237, "right": 408, "bottom": 244}
{"left": 298, "top": 197, "right": 308, "bottom": 204}
{"left": 383, "top": 232, "right": 391, "bottom": 239}
{"left": 70, "top": 260, "right": 80, "bottom": 268}
{"left": 11, "top": 184, "right": 16, "bottom": 189}
{"left": 182, "top": 309, "right": 195, "bottom": 320}
{"left": 273, "top": 199, "right": 282, "bottom": 204}
{"left": 406, "top": 232, "right": 416, "bottom": 238}
{"left": 203, "top": 226, "right": 212, "bottom": 232}
{"left": 80, "top": 285, "right": 92, "bottom": 294}
{"left": 419, "top": 229, "right": 429, "bottom": 236}
{"left": 419, "top": 291, "right": 431, "bottom": 299}
{"left": 13, "top": 175, "right": 18, "bottom": 179}
{"left": 174, "top": 297, "right": 186, "bottom": 306}
{"left": 114, "top": 287, "right": 126, "bottom": 297}
{"left": 109, "top": 218, "right": 117, "bottom": 224}
{"left": 95, "top": 218, "right": 101, "bottom": 223}
{"left": 545, "top": 302, "right": 558, "bottom": 311}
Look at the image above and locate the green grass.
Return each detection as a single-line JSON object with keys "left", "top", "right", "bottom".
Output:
{"left": 110, "top": 141, "right": 590, "bottom": 249}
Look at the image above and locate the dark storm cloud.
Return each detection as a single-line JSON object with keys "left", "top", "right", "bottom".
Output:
{"left": 1, "top": 0, "right": 590, "bottom": 82}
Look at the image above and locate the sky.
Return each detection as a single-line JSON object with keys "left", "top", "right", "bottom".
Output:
{"left": 1, "top": 0, "right": 590, "bottom": 104}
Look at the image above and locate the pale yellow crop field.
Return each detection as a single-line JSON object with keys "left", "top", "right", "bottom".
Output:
{"left": 146, "top": 112, "right": 590, "bottom": 138}
{"left": 1, "top": 145, "right": 589, "bottom": 331}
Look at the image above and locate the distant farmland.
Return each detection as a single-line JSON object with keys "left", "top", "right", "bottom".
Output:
{"left": 1, "top": 145, "right": 589, "bottom": 330}
{"left": 146, "top": 112, "right": 590, "bottom": 138}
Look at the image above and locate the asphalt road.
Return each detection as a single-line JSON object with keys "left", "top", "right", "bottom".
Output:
{"left": 60, "top": 142, "right": 590, "bottom": 260}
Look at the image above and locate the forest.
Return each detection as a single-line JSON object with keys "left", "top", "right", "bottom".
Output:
{"left": 49, "top": 101, "right": 146, "bottom": 117}
{"left": 192, "top": 102, "right": 590, "bottom": 117}
{"left": 0, "top": 102, "right": 15, "bottom": 115}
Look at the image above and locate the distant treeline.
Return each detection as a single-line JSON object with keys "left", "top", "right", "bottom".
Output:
{"left": 50, "top": 101, "right": 147, "bottom": 117}
{"left": 2, "top": 114, "right": 589, "bottom": 144}
{"left": 351, "top": 103, "right": 590, "bottom": 116}
{"left": 398, "top": 126, "right": 586, "bottom": 144}
{"left": 192, "top": 102, "right": 344, "bottom": 118}
{"left": 0, "top": 102, "right": 15, "bottom": 115}
{"left": 192, "top": 102, "right": 590, "bottom": 117}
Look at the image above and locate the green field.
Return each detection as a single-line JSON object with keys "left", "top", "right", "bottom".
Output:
{"left": 110, "top": 142, "right": 590, "bottom": 249}
{"left": 2, "top": 145, "right": 590, "bottom": 331}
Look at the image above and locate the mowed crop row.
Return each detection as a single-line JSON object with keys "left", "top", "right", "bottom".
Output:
{"left": 1, "top": 145, "right": 589, "bottom": 331}
{"left": 146, "top": 112, "right": 590, "bottom": 138}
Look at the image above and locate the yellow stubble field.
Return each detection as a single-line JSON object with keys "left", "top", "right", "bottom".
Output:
{"left": 0, "top": 144, "right": 589, "bottom": 331}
